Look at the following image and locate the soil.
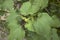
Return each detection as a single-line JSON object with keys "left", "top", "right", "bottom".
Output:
{"left": 0, "top": 26, "right": 9, "bottom": 40}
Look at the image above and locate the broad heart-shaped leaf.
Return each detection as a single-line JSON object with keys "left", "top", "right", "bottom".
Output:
{"left": 8, "top": 27, "right": 25, "bottom": 40}
{"left": 37, "top": 13, "right": 54, "bottom": 26}
{"left": 20, "top": 0, "right": 48, "bottom": 15}
{"left": 28, "top": 0, "right": 48, "bottom": 14}
{"left": 20, "top": 2, "right": 31, "bottom": 15}
{"left": 7, "top": 8, "right": 25, "bottom": 40}
{"left": 51, "top": 15, "right": 60, "bottom": 28}
{"left": 6, "top": 9, "right": 18, "bottom": 29}
{"left": 33, "top": 13, "right": 53, "bottom": 40}
{"left": 51, "top": 28, "right": 59, "bottom": 40}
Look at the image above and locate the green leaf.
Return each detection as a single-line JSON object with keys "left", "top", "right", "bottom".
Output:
{"left": 20, "top": 0, "right": 48, "bottom": 15}
{"left": 2, "top": 0, "right": 13, "bottom": 10}
{"left": 25, "top": 20, "right": 34, "bottom": 32}
{"left": 26, "top": 31, "right": 47, "bottom": 40}
{"left": 7, "top": 9, "right": 18, "bottom": 29}
{"left": 51, "top": 28, "right": 59, "bottom": 40}
{"left": 52, "top": 15, "right": 60, "bottom": 28}
{"left": 28, "top": 0, "right": 48, "bottom": 14}
{"left": 6, "top": 7, "right": 25, "bottom": 40}
{"left": 20, "top": 2, "right": 31, "bottom": 15}
{"left": 8, "top": 27, "right": 25, "bottom": 40}
{"left": 38, "top": 13, "right": 54, "bottom": 26}
{"left": 33, "top": 13, "right": 52, "bottom": 40}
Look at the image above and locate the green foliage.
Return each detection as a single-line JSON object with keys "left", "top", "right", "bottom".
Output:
{"left": 32, "top": 13, "right": 51, "bottom": 40}
{"left": 1, "top": 0, "right": 13, "bottom": 10}
{"left": 25, "top": 20, "right": 34, "bottom": 32}
{"left": 20, "top": 2, "right": 31, "bottom": 15}
{"left": 20, "top": 0, "right": 48, "bottom": 15}
{"left": 7, "top": 8, "right": 25, "bottom": 40}
{"left": 51, "top": 28, "right": 59, "bottom": 40}
{"left": 0, "top": 0, "right": 60, "bottom": 40}
{"left": 26, "top": 31, "right": 47, "bottom": 40}
{"left": 0, "top": 0, "right": 25, "bottom": 40}
{"left": 52, "top": 15, "right": 60, "bottom": 27}
{"left": 8, "top": 27, "right": 25, "bottom": 40}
